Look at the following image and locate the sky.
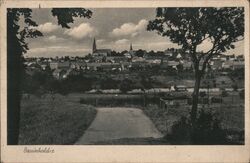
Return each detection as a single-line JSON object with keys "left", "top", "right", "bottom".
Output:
{"left": 24, "top": 8, "right": 244, "bottom": 58}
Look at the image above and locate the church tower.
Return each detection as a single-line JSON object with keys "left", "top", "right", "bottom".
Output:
{"left": 129, "top": 43, "right": 134, "bottom": 56}
{"left": 130, "top": 43, "right": 133, "bottom": 51}
{"left": 93, "top": 38, "right": 97, "bottom": 53}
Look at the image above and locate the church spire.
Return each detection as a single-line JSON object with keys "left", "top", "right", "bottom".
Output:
{"left": 93, "top": 38, "right": 97, "bottom": 53}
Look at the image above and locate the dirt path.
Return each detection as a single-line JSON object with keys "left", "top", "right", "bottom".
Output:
{"left": 75, "top": 107, "right": 163, "bottom": 144}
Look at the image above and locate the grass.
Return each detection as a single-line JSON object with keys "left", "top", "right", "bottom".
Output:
{"left": 142, "top": 93, "right": 244, "bottom": 137}
{"left": 18, "top": 94, "right": 97, "bottom": 145}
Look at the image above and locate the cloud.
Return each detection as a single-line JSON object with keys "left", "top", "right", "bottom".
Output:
{"left": 115, "top": 39, "right": 130, "bottom": 45}
{"left": 96, "top": 39, "right": 105, "bottom": 44}
{"left": 110, "top": 19, "right": 148, "bottom": 37}
{"left": 35, "top": 22, "right": 60, "bottom": 33}
{"left": 27, "top": 46, "right": 91, "bottom": 57}
{"left": 47, "top": 35, "right": 65, "bottom": 42}
{"left": 196, "top": 38, "right": 214, "bottom": 52}
{"left": 64, "top": 23, "right": 97, "bottom": 39}
{"left": 29, "top": 46, "right": 90, "bottom": 53}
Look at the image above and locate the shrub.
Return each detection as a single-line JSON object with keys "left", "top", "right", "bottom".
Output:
{"left": 192, "top": 110, "right": 228, "bottom": 144}
{"left": 211, "top": 97, "right": 223, "bottom": 103}
{"left": 175, "top": 102, "right": 180, "bottom": 107}
{"left": 232, "top": 84, "right": 238, "bottom": 91}
{"left": 221, "top": 90, "right": 228, "bottom": 97}
{"left": 119, "top": 79, "right": 133, "bottom": 93}
{"left": 199, "top": 97, "right": 209, "bottom": 104}
{"left": 199, "top": 91, "right": 206, "bottom": 98}
{"left": 239, "top": 90, "right": 244, "bottom": 99}
{"left": 166, "top": 109, "right": 228, "bottom": 145}
{"left": 166, "top": 116, "right": 191, "bottom": 144}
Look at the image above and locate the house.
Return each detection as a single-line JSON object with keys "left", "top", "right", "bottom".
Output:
{"left": 132, "top": 56, "right": 146, "bottom": 63}
{"left": 99, "top": 63, "right": 121, "bottom": 71}
{"left": 176, "top": 53, "right": 182, "bottom": 59}
{"left": 232, "top": 61, "right": 244, "bottom": 69}
{"left": 70, "top": 62, "right": 87, "bottom": 70}
{"left": 40, "top": 64, "right": 47, "bottom": 70}
{"left": 49, "top": 62, "right": 58, "bottom": 70}
{"left": 106, "top": 56, "right": 128, "bottom": 63}
{"left": 145, "top": 59, "right": 161, "bottom": 64}
{"left": 182, "top": 61, "right": 192, "bottom": 70}
{"left": 53, "top": 69, "right": 67, "bottom": 80}
{"left": 171, "top": 85, "right": 188, "bottom": 92}
{"left": 62, "top": 69, "right": 80, "bottom": 78}
{"left": 165, "top": 60, "right": 180, "bottom": 69}
{"left": 58, "top": 61, "right": 70, "bottom": 70}
{"left": 222, "top": 60, "right": 232, "bottom": 69}
{"left": 211, "top": 59, "right": 223, "bottom": 70}
{"left": 164, "top": 50, "right": 173, "bottom": 57}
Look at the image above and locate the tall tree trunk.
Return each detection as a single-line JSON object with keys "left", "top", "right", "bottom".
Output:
{"left": 7, "top": 26, "right": 22, "bottom": 145}
{"left": 190, "top": 70, "right": 202, "bottom": 125}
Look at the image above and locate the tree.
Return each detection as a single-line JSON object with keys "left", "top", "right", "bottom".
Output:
{"left": 135, "top": 49, "right": 145, "bottom": 57}
{"left": 119, "top": 79, "right": 133, "bottom": 93}
{"left": 7, "top": 8, "right": 92, "bottom": 144}
{"left": 147, "top": 8, "right": 244, "bottom": 127}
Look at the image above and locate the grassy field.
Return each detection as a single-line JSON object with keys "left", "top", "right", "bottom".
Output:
{"left": 143, "top": 92, "right": 244, "bottom": 137}
{"left": 19, "top": 94, "right": 97, "bottom": 145}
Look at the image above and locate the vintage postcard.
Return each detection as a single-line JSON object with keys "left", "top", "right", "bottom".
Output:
{"left": 1, "top": 0, "right": 250, "bottom": 162}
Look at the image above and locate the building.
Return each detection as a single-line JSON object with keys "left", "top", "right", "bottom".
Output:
{"left": 92, "top": 38, "right": 111, "bottom": 57}
{"left": 211, "top": 59, "right": 223, "bottom": 70}
{"left": 49, "top": 61, "right": 70, "bottom": 70}
{"left": 182, "top": 61, "right": 192, "bottom": 70}
{"left": 53, "top": 69, "right": 67, "bottom": 80}
{"left": 129, "top": 43, "right": 135, "bottom": 56}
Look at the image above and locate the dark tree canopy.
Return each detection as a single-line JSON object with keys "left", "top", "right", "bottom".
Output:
{"left": 51, "top": 8, "right": 92, "bottom": 28}
{"left": 147, "top": 7, "right": 244, "bottom": 126}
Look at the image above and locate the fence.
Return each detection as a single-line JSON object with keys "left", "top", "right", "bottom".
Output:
{"left": 79, "top": 94, "right": 160, "bottom": 107}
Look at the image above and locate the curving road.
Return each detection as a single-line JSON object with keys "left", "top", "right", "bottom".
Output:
{"left": 75, "top": 107, "right": 163, "bottom": 145}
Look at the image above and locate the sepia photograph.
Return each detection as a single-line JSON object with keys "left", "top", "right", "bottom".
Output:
{"left": 1, "top": 0, "right": 250, "bottom": 162}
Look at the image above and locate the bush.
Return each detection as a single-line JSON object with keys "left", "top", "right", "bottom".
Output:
{"left": 199, "top": 91, "right": 206, "bottom": 98}
{"left": 211, "top": 97, "right": 223, "bottom": 103}
{"left": 119, "top": 79, "right": 133, "bottom": 93}
{"left": 166, "top": 110, "right": 228, "bottom": 145}
{"left": 239, "top": 90, "right": 244, "bottom": 99}
{"left": 192, "top": 110, "right": 228, "bottom": 144}
{"left": 232, "top": 84, "right": 238, "bottom": 91}
{"left": 166, "top": 116, "right": 191, "bottom": 144}
{"left": 221, "top": 90, "right": 228, "bottom": 97}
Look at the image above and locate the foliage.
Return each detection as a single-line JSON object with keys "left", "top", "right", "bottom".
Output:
{"left": 147, "top": 7, "right": 244, "bottom": 124}
{"left": 135, "top": 49, "right": 145, "bottom": 57}
{"left": 119, "top": 78, "right": 133, "bottom": 93}
{"left": 199, "top": 91, "right": 207, "bottom": 97}
{"left": 140, "top": 75, "right": 153, "bottom": 90}
{"left": 221, "top": 90, "right": 229, "bottom": 97}
{"left": 7, "top": 8, "right": 92, "bottom": 144}
{"left": 51, "top": 8, "right": 92, "bottom": 28}
{"left": 211, "top": 97, "right": 223, "bottom": 103}
{"left": 166, "top": 110, "right": 228, "bottom": 144}
{"left": 100, "top": 77, "right": 119, "bottom": 89}
{"left": 229, "top": 68, "right": 245, "bottom": 80}
{"left": 232, "top": 83, "right": 238, "bottom": 91}
{"left": 239, "top": 90, "right": 244, "bottom": 99}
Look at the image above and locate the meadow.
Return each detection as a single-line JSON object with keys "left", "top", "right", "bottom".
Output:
{"left": 19, "top": 94, "right": 97, "bottom": 145}
{"left": 142, "top": 91, "right": 244, "bottom": 144}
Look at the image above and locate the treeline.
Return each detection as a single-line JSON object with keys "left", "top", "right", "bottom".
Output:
{"left": 21, "top": 70, "right": 154, "bottom": 96}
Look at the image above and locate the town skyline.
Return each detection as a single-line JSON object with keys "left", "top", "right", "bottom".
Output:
{"left": 25, "top": 8, "right": 244, "bottom": 58}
